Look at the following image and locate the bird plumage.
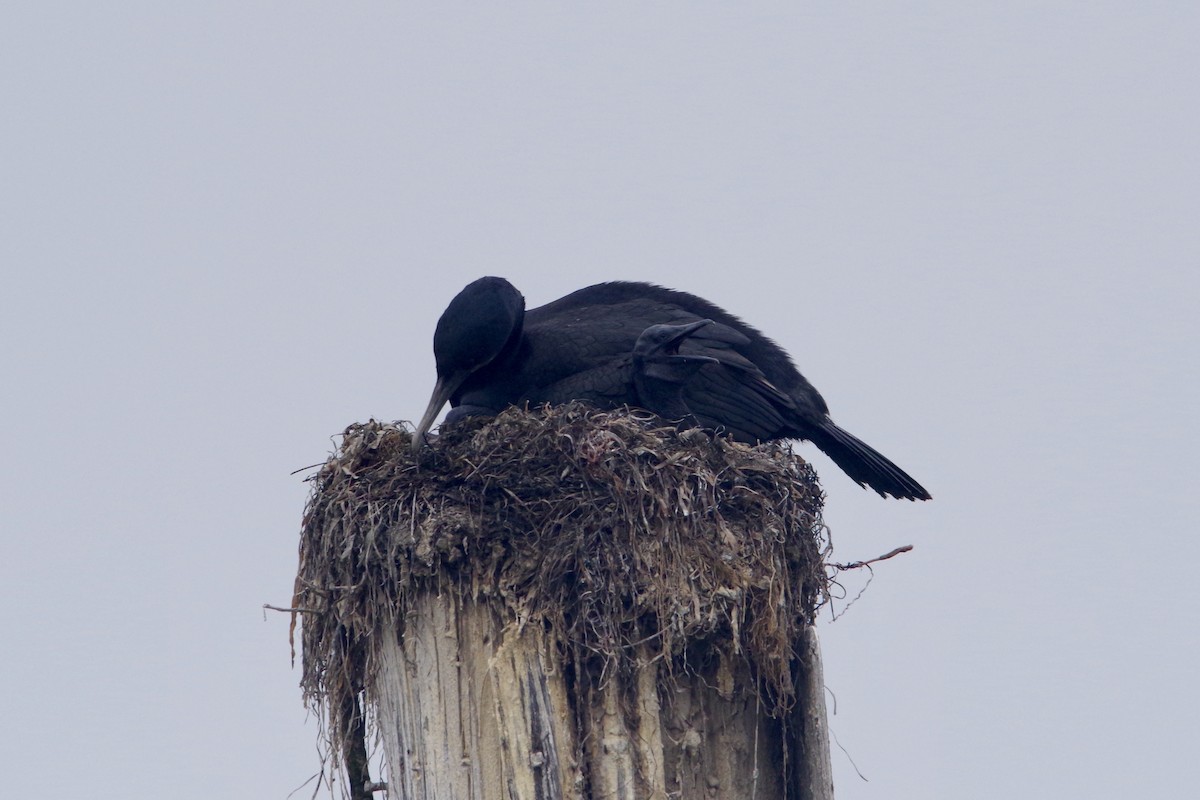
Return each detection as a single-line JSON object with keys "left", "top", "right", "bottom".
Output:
{"left": 415, "top": 277, "right": 930, "bottom": 501}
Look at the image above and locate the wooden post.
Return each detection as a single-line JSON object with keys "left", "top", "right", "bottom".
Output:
{"left": 296, "top": 412, "right": 834, "bottom": 799}
{"left": 366, "top": 591, "right": 834, "bottom": 800}
{"left": 371, "top": 594, "right": 581, "bottom": 798}
{"left": 793, "top": 626, "right": 835, "bottom": 799}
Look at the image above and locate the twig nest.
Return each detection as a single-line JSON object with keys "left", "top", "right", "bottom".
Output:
{"left": 296, "top": 403, "right": 829, "bottom": 733}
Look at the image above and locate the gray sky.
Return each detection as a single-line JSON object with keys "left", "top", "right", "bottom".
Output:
{"left": 3, "top": 3, "right": 1197, "bottom": 798}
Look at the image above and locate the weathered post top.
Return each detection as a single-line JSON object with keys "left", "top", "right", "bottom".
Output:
{"left": 295, "top": 404, "right": 833, "bottom": 799}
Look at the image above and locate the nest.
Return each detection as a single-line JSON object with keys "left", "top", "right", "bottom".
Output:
{"left": 294, "top": 403, "right": 830, "bottom": 777}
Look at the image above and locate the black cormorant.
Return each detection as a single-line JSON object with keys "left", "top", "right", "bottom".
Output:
{"left": 631, "top": 319, "right": 720, "bottom": 423}
{"left": 414, "top": 276, "right": 930, "bottom": 501}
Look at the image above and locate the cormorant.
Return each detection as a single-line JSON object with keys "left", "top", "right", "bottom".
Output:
{"left": 631, "top": 319, "right": 720, "bottom": 423}
{"left": 414, "top": 276, "right": 930, "bottom": 501}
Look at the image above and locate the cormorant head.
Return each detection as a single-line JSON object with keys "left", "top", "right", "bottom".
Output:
{"left": 632, "top": 319, "right": 719, "bottom": 383}
{"left": 413, "top": 276, "right": 525, "bottom": 451}
{"left": 632, "top": 319, "right": 719, "bottom": 421}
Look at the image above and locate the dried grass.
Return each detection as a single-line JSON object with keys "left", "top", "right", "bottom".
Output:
{"left": 294, "top": 403, "right": 830, "bottom": 775}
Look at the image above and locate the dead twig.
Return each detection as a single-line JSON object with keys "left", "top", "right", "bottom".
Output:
{"left": 263, "top": 603, "right": 318, "bottom": 615}
{"left": 831, "top": 545, "right": 912, "bottom": 571}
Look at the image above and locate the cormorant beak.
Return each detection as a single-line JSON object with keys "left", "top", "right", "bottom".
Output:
{"left": 668, "top": 318, "right": 715, "bottom": 345}
{"left": 639, "top": 319, "right": 719, "bottom": 380}
{"left": 412, "top": 372, "right": 465, "bottom": 453}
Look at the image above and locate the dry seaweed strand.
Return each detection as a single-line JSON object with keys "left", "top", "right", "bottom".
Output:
{"left": 293, "top": 403, "right": 830, "bottom": 789}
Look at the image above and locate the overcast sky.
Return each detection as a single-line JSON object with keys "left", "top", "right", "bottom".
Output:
{"left": 3, "top": 3, "right": 1197, "bottom": 799}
